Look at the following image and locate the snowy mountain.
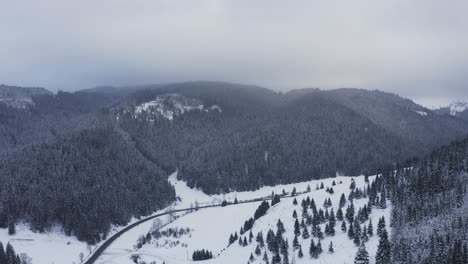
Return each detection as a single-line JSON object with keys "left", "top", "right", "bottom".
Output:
{"left": 433, "top": 100, "right": 468, "bottom": 122}
{"left": 448, "top": 101, "right": 468, "bottom": 116}
{"left": 119, "top": 93, "right": 221, "bottom": 121}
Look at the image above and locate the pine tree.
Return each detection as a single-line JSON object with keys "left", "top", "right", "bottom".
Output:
{"left": 329, "top": 208, "right": 336, "bottom": 227}
{"left": 255, "top": 245, "right": 262, "bottom": 256}
{"left": 249, "top": 230, "right": 254, "bottom": 243}
{"left": 257, "top": 232, "right": 265, "bottom": 248}
{"left": 375, "top": 229, "right": 391, "bottom": 264}
{"left": 307, "top": 185, "right": 311, "bottom": 192}
{"left": 292, "top": 187, "right": 297, "bottom": 196}
{"left": 341, "top": 221, "right": 347, "bottom": 232}
{"left": 348, "top": 221, "right": 355, "bottom": 240}
{"left": 0, "top": 242, "right": 6, "bottom": 264}
{"left": 293, "top": 198, "right": 298, "bottom": 206}
{"left": 8, "top": 220, "right": 15, "bottom": 236}
{"left": 361, "top": 225, "right": 369, "bottom": 243}
{"left": 294, "top": 219, "right": 300, "bottom": 236}
{"left": 337, "top": 208, "right": 344, "bottom": 221}
{"left": 263, "top": 251, "right": 269, "bottom": 264}
{"left": 316, "top": 240, "right": 323, "bottom": 255}
{"left": 355, "top": 243, "right": 370, "bottom": 264}
{"left": 367, "top": 219, "right": 373, "bottom": 237}
{"left": 243, "top": 237, "right": 248, "bottom": 247}
{"left": 5, "top": 243, "right": 17, "bottom": 264}
{"left": 309, "top": 239, "right": 318, "bottom": 259}
{"left": 277, "top": 220, "right": 286, "bottom": 235}
{"left": 350, "top": 178, "right": 356, "bottom": 190}
{"left": 320, "top": 182, "right": 324, "bottom": 189}
{"left": 379, "top": 189, "right": 387, "bottom": 209}
{"left": 310, "top": 199, "right": 317, "bottom": 214}
{"left": 339, "top": 193, "right": 347, "bottom": 208}
{"left": 272, "top": 252, "right": 281, "bottom": 264}
{"left": 250, "top": 253, "right": 255, "bottom": 262}
{"left": 328, "top": 241, "right": 334, "bottom": 253}
{"left": 298, "top": 245, "right": 304, "bottom": 258}
{"left": 377, "top": 217, "right": 386, "bottom": 238}
{"left": 292, "top": 210, "right": 297, "bottom": 218}
{"left": 293, "top": 235, "right": 300, "bottom": 249}
{"left": 302, "top": 225, "right": 310, "bottom": 239}
{"left": 316, "top": 225, "right": 323, "bottom": 239}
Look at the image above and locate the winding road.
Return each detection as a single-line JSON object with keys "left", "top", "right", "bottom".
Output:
{"left": 82, "top": 193, "right": 301, "bottom": 264}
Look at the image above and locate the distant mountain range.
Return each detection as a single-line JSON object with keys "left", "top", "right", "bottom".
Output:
{"left": 0, "top": 81, "right": 467, "bottom": 243}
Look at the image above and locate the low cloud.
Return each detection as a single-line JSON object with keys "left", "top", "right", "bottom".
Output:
{"left": 1, "top": 0, "right": 467, "bottom": 105}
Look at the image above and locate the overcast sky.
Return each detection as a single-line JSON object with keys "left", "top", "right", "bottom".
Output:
{"left": 1, "top": 0, "right": 467, "bottom": 107}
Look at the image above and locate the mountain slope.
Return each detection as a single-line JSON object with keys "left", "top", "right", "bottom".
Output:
{"left": 114, "top": 82, "right": 468, "bottom": 194}
{"left": 434, "top": 100, "right": 468, "bottom": 122}
{"left": 0, "top": 81, "right": 467, "bottom": 247}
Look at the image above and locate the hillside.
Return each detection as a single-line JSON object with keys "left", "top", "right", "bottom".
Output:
{"left": 0, "top": 82, "right": 467, "bottom": 249}
{"left": 114, "top": 82, "right": 468, "bottom": 193}
{"left": 97, "top": 173, "right": 390, "bottom": 264}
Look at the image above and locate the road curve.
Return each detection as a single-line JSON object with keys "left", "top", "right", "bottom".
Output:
{"left": 83, "top": 192, "right": 301, "bottom": 264}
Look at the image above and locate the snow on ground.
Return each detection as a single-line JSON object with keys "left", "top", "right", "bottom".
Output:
{"left": 0, "top": 172, "right": 391, "bottom": 264}
{"left": 0, "top": 223, "right": 89, "bottom": 264}
{"left": 118, "top": 174, "right": 392, "bottom": 264}
{"left": 0, "top": 172, "right": 214, "bottom": 264}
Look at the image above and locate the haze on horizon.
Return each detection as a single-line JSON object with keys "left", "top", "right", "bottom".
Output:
{"left": 1, "top": 0, "right": 468, "bottom": 107}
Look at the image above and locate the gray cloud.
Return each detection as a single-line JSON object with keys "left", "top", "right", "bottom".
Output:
{"left": 1, "top": 0, "right": 468, "bottom": 106}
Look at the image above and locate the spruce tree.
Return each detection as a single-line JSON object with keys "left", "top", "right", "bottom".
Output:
{"left": 367, "top": 219, "right": 373, "bottom": 237}
{"left": 316, "top": 240, "right": 323, "bottom": 255}
{"left": 341, "top": 221, "right": 347, "bottom": 232}
{"left": 377, "top": 217, "right": 386, "bottom": 238}
{"left": 309, "top": 239, "right": 318, "bottom": 259}
{"left": 348, "top": 221, "right": 355, "bottom": 239}
{"left": 293, "top": 198, "right": 298, "bottom": 206}
{"left": 375, "top": 229, "right": 391, "bottom": 264}
{"left": 0, "top": 242, "right": 6, "bottom": 264}
{"left": 302, "top": 225, "right": 310, "bottom": 239}
{"left": 298, "top": 245, "right": 303, "bottom": 258}
{"left": 243, "top": 237, "right": 248, "bottom": 247}
{"left": 294, "top": 219, "right": 300, "bottom": 236}
{"left": 339, "top": 193, "right": 347, "bottom": 208}
{"left": 328, "top": 241, "right": 334, "bottom": 253}
{"left": 292, "top": 210, "right": 297, "bottom": 218}
{"left": 257, "top": 231, "right": 265, "bottom": 248}
{"left": 355, "top": 243, "right": 370, "bottom": 264}
{"left": 277, "top": 220, "right": 286, "bottom": 235}
{"left": 361, "top": 225, "right": 369, "bottom": 243}
{"left": 255, "top": 245, "right": 262, "bottom": 256}
{"left": 5, "top": 243, "right": 16, "bottom": 264}
{"left": 263, "top": 251, "right": 269, "bottom": 264}
{"left": 250, "top": 253, "right": 255, "bottom": 262}
{"left": 293, "top": 235, "right": 300, "bottom": 249}
{"left": 337, "top": 208, "right": 344, "bottom": 221}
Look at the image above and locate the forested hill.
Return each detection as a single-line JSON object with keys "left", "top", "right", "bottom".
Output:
{"left": 114, "top": 82, "right": 468, "bottom": 193}
{"left": 381, "top": 134, "right": 468, "bottom": 264}
{"left": 0, "top": 82, "right": 467, "bottom": 244}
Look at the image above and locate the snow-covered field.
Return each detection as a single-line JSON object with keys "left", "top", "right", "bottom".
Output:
{"left": 0, "top": 172, "right": 391, "bottom": 264}
{"left": 105, "top": 174, "right": 391, "bottom": 264}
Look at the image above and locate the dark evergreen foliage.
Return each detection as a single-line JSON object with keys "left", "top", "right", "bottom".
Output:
{"left": 192, "top": 249, "right": 213, "bottom": 261}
